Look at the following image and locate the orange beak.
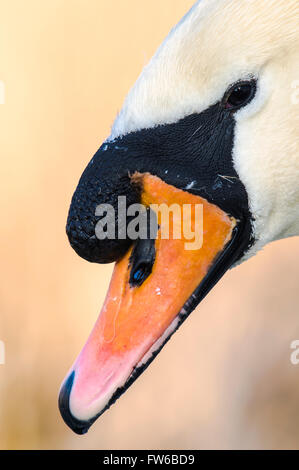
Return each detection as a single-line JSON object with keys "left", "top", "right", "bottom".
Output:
{"left": 59, "top": 173, "right": 237, "bottom": 433}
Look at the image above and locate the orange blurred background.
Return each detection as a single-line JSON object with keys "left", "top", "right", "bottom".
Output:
{"left": 1, "top": 0, "right": 299, "bottom": 450}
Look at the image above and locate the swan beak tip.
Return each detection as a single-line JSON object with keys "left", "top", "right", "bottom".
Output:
{"left": 59, "top": 371, "right": 91, "bottom": 435}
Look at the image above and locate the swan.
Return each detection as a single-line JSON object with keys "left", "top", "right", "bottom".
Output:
{"left": 59, "top": 0, "right": 299, "bottom": 434}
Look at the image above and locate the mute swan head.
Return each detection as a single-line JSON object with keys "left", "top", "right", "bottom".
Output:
{"left": 59, "top": 0, "right": 299, "bottom": 434}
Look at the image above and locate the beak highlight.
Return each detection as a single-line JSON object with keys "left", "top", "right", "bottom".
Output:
{"left": 59, "top": 174, "right": 236, "bottom": 433}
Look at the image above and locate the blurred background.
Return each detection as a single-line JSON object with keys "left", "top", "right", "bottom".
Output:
{"left": 1, "top": 0, "right": 299, "bottom": 450}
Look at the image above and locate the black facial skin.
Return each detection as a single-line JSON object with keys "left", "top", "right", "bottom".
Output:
{"left": 66, "top": 97, "right": 254, "bottom": 264}
{"left": 61, "top": 84, "right": 256, "bottom": 434}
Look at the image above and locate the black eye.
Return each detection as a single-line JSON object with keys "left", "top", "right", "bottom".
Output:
{"left": 223, "top": 80, "right": 257, "bottom": 111}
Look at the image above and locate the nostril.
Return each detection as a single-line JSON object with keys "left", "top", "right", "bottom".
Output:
{"left": 129, "top": 238, "right": 156, "bottom": 288}
{"left": 132, "top": 265, "right": 148, "bottom": 284}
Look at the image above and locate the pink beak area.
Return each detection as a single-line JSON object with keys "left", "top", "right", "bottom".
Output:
{"left": 59, "top": 174, "right": 236, "bottom": 434}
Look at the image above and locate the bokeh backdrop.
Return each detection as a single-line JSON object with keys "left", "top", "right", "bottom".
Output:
{"left": 1, "top": 0, "right": 299, "bottom": 450}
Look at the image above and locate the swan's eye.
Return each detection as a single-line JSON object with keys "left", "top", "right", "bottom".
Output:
{"left": 223, "top": 80, "right": 257, "bottom": 111}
